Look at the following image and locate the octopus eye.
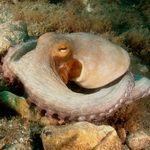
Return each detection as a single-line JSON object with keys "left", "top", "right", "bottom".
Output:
{"left": 58, "top": 46, "right": 68, "bottom": 53}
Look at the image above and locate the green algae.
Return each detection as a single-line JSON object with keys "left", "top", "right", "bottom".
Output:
{"left": 0, "top": 77, "right": 8, "bottom": 92}
{"left": 0, "top": 91, "right": 31, "bottom": 120}
{"left": 0, "top": 91, "right": 26, "bottom": 110}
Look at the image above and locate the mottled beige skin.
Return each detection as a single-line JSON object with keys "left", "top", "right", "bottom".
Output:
{"left": 48, "top": 32, "right": 130, "bottom": 89}
{"left": 66, "top": 33, "right": 130, "bottom": 88}
{"left": 2, "top": 32, "right": 150, "bottom": 122}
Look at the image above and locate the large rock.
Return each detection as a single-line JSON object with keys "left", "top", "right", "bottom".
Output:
{"left": 41, "top": 122, "right": 121, "bottom": 150}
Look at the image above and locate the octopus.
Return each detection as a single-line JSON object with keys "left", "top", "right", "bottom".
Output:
{"left": 2, "top": 32, "right": 150, "bottom": 122}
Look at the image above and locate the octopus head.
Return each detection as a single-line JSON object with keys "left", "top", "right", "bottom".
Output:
{"left": 51, "top": 39, "right": 73, "bottom": 61}
{"left": 50, "top": 38, "right": 82, "bottom": 84}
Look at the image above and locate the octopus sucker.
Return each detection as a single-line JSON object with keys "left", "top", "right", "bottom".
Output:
{"left": 2, "top": 32, "right": 150, "bottom": 122}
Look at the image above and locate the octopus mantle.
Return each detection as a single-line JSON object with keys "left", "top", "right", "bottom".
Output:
{"left": 2, "top": 33, "right": 150, "bottom": 122}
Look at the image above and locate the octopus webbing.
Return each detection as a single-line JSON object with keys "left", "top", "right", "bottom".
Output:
{"left": 2, "top": 32, "right": 150, "bottom": 122}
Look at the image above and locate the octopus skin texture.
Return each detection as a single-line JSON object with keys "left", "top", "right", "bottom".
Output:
{"left": 2, "top": 32, "right": 150, "bottom": 122}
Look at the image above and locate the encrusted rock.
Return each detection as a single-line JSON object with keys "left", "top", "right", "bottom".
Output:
{"left": 117, "top": 127, "right": 126, "bottom": 144}
{"left": 0, "top": 91, "right": 30, "bottom": 119}
{"left": 0, "top": 21, "right": 28, "bottom": 54}
{"left": 130, "top": 54, "right": 150, "bottom": 77}
{"left": 0, "top": 118, "right": 31, "bottom": 149}
{"left": 5, "top": 143, "right": 30, "bottom": 150}
{"left": 0, "top": 91, "right": 60, "bottom": 126}
{"left": 12, "top": 0, "right": 19, "bottom": 4}
{"left": 122, "top": 144, "right": 130, "bottom": 150}
{"left": 126, "top": 131, "right": 150, "bottom": 150}
{"left": 0, "top": 75, "right": 8, "bottom": 91}
{"left": 82, "top": 0, "right": 93, "bottom": 12}
{"left": 0, "top": 4, "right": 13, "bottom": 24}
{"left": 41, "top": 122, "right": 121, "bottom": 150}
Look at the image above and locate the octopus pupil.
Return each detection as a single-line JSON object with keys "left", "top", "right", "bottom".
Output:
{"left": 58, "top": 47, "right": 67, "bottom": 51}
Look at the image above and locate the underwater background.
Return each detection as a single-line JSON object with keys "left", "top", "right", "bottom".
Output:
{"left": 0, "top": 0, "right": 149, "bottom": 149}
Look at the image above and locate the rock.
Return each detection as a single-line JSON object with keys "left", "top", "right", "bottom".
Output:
{"left": 4, "top": 143, "right": 30, "bottom": 150}
{"left": 40, "top": 116, "right": 62, "bottom": 126}
{"left": 0, "top": 91, "right": 31, "bottom": 119}
{"left": 82, "top": 0, "right": 93, "bottom": 12}
{"left": 0, "top": 118, "right": 31, "bottom": 149}
{"left": 130, "top": 54, "right": 150, "bottom": 78}
{"left": 12, "top": 0, "right": 19, "bottom": 4}
{"left": 41, "top": 122, "right": 121, "bottom": 150}
{"left": 117, "top": 127, "right": 126, "bottom": 143}
{"left": 0, "top": 75, "right": 8, "bottom": 91}
{"left": 0, "top": 21, "right": 29, "bottom": 54}
{"left": 0, "top": 90, "right": 61, "bottom": 126}
{"left": 126, "top": 131, "right": 150, "bottom": 150}
{"left": 0, "top": 4, "right": 14, "bottom": 24}
{"left": 122, "top": 144, "right": 130, "bottom": 150}
{"left": 137, "top": 64, "right": 149, "bottom": 74}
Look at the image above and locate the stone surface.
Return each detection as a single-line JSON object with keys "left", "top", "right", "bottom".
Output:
{"left": 0, "top": 75, "right": 8, "bottom": 91}
{"left": 0, "top": 118, "right": 31, "bottom": 149}
{"left": 0, "top": 91, "right": 31, "bottom": 119}
{"left": 0, "top": 21, "right": 28, "bottom": 54}
{"left": 126, "top": 131, "right": 150, "bottom": 150}
{"left": 4, "top": 143, "right": 30, "bottom": 150}
{"left": 130, "top": 54, "right": 150, "bottom": 78}
{"left": 0, "top": 3, "right": 13, "bottom": 24}
{"left": 82, "top": 0, "right": 93, "bottom": 12}
{"left": 122, "top": 145, "right": 130, "bottom": 150}
{"left": 117, "top": 127, "right": 126, "bottom": 144}
{"left": 41, "top": 122, "right": 121, "bottom": 150}
{"left": 0, "top": 91, "right": 60, "bottom": 126}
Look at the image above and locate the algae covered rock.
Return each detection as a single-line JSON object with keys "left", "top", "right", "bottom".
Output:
{"left": 41, "top": 122, "right": 121, "bottom": 150}
{"left": 0, "top": 118, "right": 31, "bottom": 149}
{"left": 0, "top": 90, "right": 60, "bottom": 126}
{"left": 0, "top": 75, "right": 8, "bottom": 91}
{"left": 0, "top": 3, "right": 13, "bottom": 24}
{"left": 0, "top": 21, "right": 29, "bottom": 54}
{"left": 126, "top": 131, "right": 150, "bottom": 150}
{"left": 0, "top": 91, "right": 30, "bottom": 119}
